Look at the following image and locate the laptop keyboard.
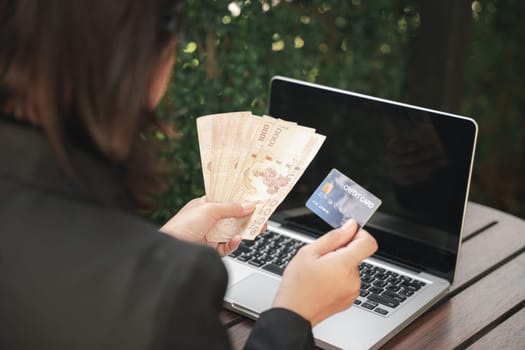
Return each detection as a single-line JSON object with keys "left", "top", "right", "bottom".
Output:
{"left": 229, "top": 230, "right": 427, "bottom": 317}
{"left": 228, "top": 230, "right": 307, "bottom": 276}
{"left": 355, "top": 262, "right": 426, "bottom": 316}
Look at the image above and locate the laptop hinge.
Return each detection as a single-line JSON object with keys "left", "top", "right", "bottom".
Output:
{"left": 372, "top": 254, "right": 423, "bottom": 274}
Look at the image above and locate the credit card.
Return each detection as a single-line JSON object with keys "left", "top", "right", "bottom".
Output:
{"left": 306, "top": 168, "right": 382, "bottom": 228}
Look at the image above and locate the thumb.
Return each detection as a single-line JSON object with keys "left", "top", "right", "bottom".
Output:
{"left": 309, "top": 219, "right": 358, "bottom": 256}
{"left": 216, "top": 235, "right": 243, "bottom": 257}
{"left": 207, "top": 202, "right": 256, "bottom": 221}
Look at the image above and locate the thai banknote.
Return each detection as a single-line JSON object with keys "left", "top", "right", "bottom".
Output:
{"left": 196, "top": 111, "right": 325, "bottom": 242}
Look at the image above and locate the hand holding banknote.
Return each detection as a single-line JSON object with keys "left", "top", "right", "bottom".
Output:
{"left": 160, "top": 196, "right": 256, "bottom": 256}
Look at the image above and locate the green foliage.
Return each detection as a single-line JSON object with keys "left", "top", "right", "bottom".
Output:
{"left": 152, "top": 0, "right": 419, "bottom": 222}
{"left": 461, "top": 0, "right": 525, "bottom": 216}
{"left": 152, "top": 0, "right": 525, "bottom": 222}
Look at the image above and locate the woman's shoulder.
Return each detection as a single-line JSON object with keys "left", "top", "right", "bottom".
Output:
{"left": 1, "top": 176, "right": 222, "bottom": 277}
{"left": 0, "top": 178, "right": 228, "bottom": 349}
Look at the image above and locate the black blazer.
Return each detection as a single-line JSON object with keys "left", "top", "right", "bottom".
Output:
{"left": 0, "top": 117, "right": 314, "bottom": 349}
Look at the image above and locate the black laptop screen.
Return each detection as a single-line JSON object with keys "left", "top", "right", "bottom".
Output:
{"left": 268, "top": 77, "right": 477, "bottom": 282}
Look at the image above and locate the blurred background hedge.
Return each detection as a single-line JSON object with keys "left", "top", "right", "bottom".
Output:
{"left": 151, "top": 0, "right": 525, "bottom": 223}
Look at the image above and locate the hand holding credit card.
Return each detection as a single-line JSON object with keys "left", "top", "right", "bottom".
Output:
{"left": 306, "top": 168, "right": 382, "bottom": 228}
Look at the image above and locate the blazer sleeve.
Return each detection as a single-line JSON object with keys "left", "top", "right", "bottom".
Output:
{"left": 158, "top": 240, "right": 232, "bottom": 350}
{"left": 245, "top": 308, "right": 315, "bottom": 350}
{"left": 152, "top": 237, "right": 314, "bottom": 350}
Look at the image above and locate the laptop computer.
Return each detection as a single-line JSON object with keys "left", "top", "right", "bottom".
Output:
{"left": 222, "top": 76, "right": 478, "bottom": 349}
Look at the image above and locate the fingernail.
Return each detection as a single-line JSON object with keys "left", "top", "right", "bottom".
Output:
{"left": 342, "top": 219, "right": 357, "bottom": 230}
{"left": 242, "top": 203, "right": 256, "bottom": 212}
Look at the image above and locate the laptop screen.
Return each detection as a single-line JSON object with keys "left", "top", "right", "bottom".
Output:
{"left": 268, "top": 76, "right": 477, "bottom": 282}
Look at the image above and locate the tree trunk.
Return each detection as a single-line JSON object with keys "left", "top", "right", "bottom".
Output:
{"left": 406, "top": 0, "right": 472, "bottom": 113}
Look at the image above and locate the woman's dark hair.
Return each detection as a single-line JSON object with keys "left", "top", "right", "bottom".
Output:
{"left": 0, "top": 0, "right": 183, "bottom": 209}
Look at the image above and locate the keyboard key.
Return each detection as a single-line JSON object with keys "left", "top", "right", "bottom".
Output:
{"left": 375, "top": 273, "right": 388, "bottom": 280}
{"left": 367, "top": 293, "right": 400, "bottom": 308}
{"left": 374, "top": 307, "right": 389, "bottom": 315}
{"left": 369, "top": 286, "right": 384, "bottom": 295}
{"left": 354, "top": 299, "right": 362, "bottom": 305}
{"left": 401, "top": 282, "right": 420, "bottom": 291}
{"left": 373, "top": 280, "right": 387, "bottom": 288}
{"left": 387, "top": 277, "right": 401, "bottom": 284}
{"left": 237, "top": 254, "right": 251, "bottom": 262}
{"left": 383, "top": 290, "right": 407, "bottom": 302}
{"left": 361, "top": 275, "right": 375, "bottom": 283}
{"left": 385, "top": 284, "right": 401, "bottom": 292}
{"left": 363, "top": 268, "right": 375, "bottom": 275}
{"left": 361, "top": 302, "right": 377, "bottom": 310}
{"left": 260, "top": 255, "right": 274, "bottom": 263}
{"left": 248, "top": 259, "right": 264, "bottom": 267}
{"left": 414, "top": 280, "right": 426, "bottom": 287}
{"left": 236, "top": 245, "right": 251, "bottom": 254}
{"left": 262, "top": 263, "right": 285, "bottom": 276}
{"left": 399, "top": 289, "right": 414, "bottom": 297}
{"left": 240, "top": 239, "right": 256, "bottom": 247}
{"left": 390, "top": 278, "right": 402, "bottom": 285}
{"left": 229, "top": 250, "right": 243, "bottom": 258}
{"left": 360, "top": 290, "right": 370, "bottom": 297}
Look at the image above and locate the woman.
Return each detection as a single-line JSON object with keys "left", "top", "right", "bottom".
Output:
{"left": 0, "top": 1, "right": 377, "bottom": 349}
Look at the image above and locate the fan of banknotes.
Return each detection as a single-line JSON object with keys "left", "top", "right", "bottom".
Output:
{"left": 197, "top": 111, "right": 326, "bottom": 242}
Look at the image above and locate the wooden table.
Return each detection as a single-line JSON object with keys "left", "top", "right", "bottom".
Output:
{"left": 221, "top": 202, "right": 525, "bottom": 349}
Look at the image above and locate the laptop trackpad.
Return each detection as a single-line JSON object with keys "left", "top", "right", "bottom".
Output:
{"left": 228, "top": 273, "right": 280, "bottom": 315}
